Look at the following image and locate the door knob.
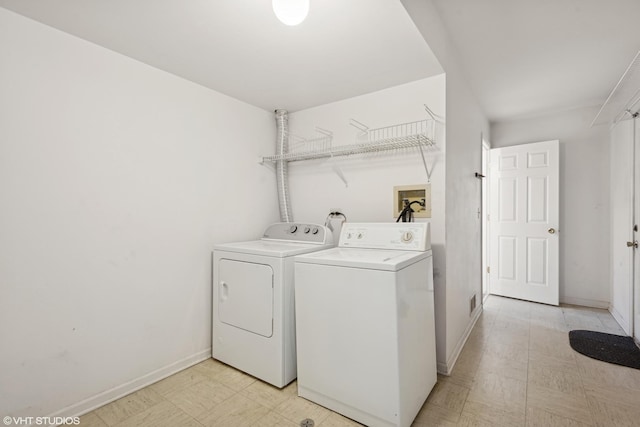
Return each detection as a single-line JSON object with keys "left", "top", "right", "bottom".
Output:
{"left": 548, "top": 228, "right": 556, "bottom": 234}
{"left": 627, "top": 241, "right": 638, "bottom": 248}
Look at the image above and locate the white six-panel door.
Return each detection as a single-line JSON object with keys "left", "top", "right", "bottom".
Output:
{"left": 490, "top": 140, "right": 559, "bottom": 305}
{"left": 611, "top": 119, "right": 634, "bottom": 335}
{"left": 612, "top": 118, "right": 636, "bottom": 335}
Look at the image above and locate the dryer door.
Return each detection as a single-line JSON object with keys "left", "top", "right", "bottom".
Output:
{"left": 218, "top": 259, "right": 274, "bottom": 337}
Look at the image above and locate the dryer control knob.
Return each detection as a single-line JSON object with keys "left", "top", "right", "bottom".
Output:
{"left": 289, "top": 225, "right": 298, "bottom": 233}
{"left": 311, "top": 227, "right": 319, "bottom": 234}
{"left": 304, "top": 227, "right": 311, "bottom": 234}
{"left": 401, "top": 231, "right": 414, "bottom": 243}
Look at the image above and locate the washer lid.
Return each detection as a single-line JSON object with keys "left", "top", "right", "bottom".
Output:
{"left": 214, "top": 240, "right": 335, "bottom": 257}
{"left": 294, "top": 247, "right": 431, "bottom": 271}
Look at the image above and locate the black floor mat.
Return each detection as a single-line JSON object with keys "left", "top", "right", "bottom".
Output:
{"left": 569, "top": 330, "right": 640, "bottom": 369}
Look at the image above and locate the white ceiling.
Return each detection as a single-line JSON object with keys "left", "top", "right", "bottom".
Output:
{"left": 0, "top": 0, "right": 442, "bottom": 113}
{"left": 431, "top": 0, "right": 640, "bottom": 122}
{"left": 1, "top": 0, "right": 639, "bottom": 122}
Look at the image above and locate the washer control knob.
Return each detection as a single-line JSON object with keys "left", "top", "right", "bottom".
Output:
{"left": 311, "top": 227, "right": 319, "bottom": 234}
{"left": 304, "top": 227, "right": 311, "bottom": 234}
{"left": 289, "top": 225, "right": 298, "bottom": 233}
{"left": 357, "top": 233, "right": 363, "bottom": 239}
{"left": 347, "top": 233, "right": 353, "bottom": 239}
{"left": 401, "top": 231, "right": 414, "bottom": 243}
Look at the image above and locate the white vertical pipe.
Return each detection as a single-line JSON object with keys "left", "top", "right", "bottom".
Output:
{"left": 275, "top": 109, "right": 293, "bottom": 222}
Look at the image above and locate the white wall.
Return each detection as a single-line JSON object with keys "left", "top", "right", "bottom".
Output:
{"left": 403, "top": 0, "right": 490, "bottom": 373}
{"left": 441, "top": 71, "right": 488, "bottom": 372}
{"left": 287, "top": 77, "right": 446, "bottom": 222}
{"left": 491, "top": 106, "right": 610, "bottom": 308}
{"left": 0, "top": 8, "right": 278, "bottom": 418}
{"left": 286, "top": 75, "right": 446, "bottom": 297}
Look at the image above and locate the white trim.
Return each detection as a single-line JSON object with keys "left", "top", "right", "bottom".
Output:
{"left": 437, "top": 307, "right": 483, "bottom": 375}
{"left": 481, "top": 137, "right": 490, "bottom": 300}
{"left": 560, "top": 296, "right": 610, "bottom": 310}
{"left": 47, "top": 349, "right": 212, "bottom": 421}
{"left": 634, "top": 116, "right": 640, "bottom": 341}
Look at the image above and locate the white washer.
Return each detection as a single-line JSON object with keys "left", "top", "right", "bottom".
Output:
{"left": 212, "top": 222, "right": 333, "bottom": 388}
{"left": 294, "top": 223, "right": 436, "bottom": 427}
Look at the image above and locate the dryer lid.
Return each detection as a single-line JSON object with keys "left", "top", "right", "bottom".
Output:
{"left": 214, "top": 240, "right": 334, "bottom": 257}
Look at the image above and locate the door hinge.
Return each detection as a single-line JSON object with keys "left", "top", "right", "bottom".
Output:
{"left": 487, "top": 266, "right": 490, "bottom": 274}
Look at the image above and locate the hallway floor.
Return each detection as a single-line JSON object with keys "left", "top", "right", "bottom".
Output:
{"left": 79, "top": 296, "right": 640, "bottom": 426}
{"left": 414, "top": 295, "right": 640, "bottom": 426}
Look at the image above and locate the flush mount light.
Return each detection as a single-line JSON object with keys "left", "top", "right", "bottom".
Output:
{"left": 272, "top": 0, "right": 309, "bottom": 26}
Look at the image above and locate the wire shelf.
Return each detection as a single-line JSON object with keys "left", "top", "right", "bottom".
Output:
{"left": 262, "top": 119, "right": 437, "bottom": 163}
{"left": 288, "top": 127, "right": 333, "bottom": 157}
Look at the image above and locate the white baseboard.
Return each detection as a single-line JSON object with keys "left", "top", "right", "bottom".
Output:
{"left": 47, "top": 348, "right": 212, "bottom": 422}
{"left": 436, "top": 360, "right": 450, "bottom": 375}
{"left": 437, "top": 307, "right": 483, "bottom": 375}
{"left": 560, "top": 296, "right": 609, "bottom": 310}
{"left": 610, "top": 306, "right": 632, "bottom": 335}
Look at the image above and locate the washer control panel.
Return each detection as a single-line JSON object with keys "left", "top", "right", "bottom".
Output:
{"left": 262, "top": 223, "right": 333, "bottom": 244}
{"left": 339, "top": 223, "right": 430, "bottom": 251}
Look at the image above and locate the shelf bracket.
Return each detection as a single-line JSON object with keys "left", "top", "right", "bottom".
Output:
{"left": 349, "top": 118, "right": 370, "bottom": 139}
{"left": 424, "top": 104, "right": 445, "bottom": 124}
{"left": 332, "top": 164, "right": 349, "bottom": 187}
{"left": 417, "top": 143, "right": 436, "bottom": 183}
{"left": 258, "top": 156, "right": 275, "bottom": 170}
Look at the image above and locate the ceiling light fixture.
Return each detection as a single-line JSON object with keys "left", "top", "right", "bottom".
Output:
{"left": 272, "top": 0, "right": 309, "bottom": 26}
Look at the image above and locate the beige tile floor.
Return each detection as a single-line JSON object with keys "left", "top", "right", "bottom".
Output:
{"left": 79, "top": 296, "right": 640, "bottom": 427}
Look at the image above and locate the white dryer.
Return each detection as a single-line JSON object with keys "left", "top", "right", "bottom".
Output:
{"left": 212, "top": 222, "right": 333, "bottom": 388}
{"left": 294, "top": 223, "right": 436, "bottom": 427}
